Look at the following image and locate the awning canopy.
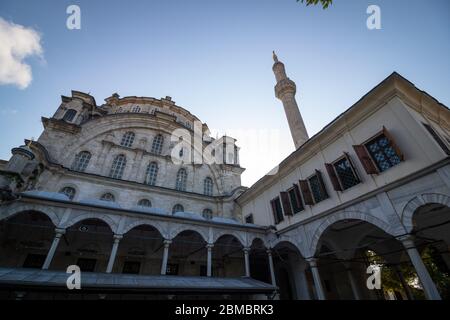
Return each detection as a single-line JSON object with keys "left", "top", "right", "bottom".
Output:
{"left": 0, "top": 267, "right": 276, "bottom": 294}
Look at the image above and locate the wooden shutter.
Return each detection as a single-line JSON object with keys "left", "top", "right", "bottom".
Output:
{"left": 270, "top": 199, "right": 279, "bottom": 224}
{"left": 299, "top": 180, "right": 314, "bottom": 205}
{"left": 353, "top": 145, "right": 378, "bottom": 174}
{"left": 315, "top": 170, "right": 329, "bottom": 199}
{"left": 325, "top": 163, "right": 342, "bottom": 191}
{"left": 382, "top": 126, "right": 404, "bottom": 161}
{"left": 344, "top": 152, "right": 360, "bottom": 183}
{"left": 280, "top": 191, "right": 293, "bottom": 216}
{"left": 293, "top": 183, "right": 304, "bottom": 208}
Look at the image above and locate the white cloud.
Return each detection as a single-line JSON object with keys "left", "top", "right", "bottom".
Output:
{"left": 0, "top": 17, "right": 43, "bottom": 89}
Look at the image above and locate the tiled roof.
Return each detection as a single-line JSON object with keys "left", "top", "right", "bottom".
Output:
{"left": 0, "top": 268, "right": 276, "bottom": 293}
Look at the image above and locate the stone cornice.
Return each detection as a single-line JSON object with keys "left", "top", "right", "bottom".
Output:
{"left": 46, "top": 164, "right": 244, "bottom": 203}
{"left": 17, "top": 195, "right": 268, "bottom": 233}
{"left": 41, "top": 117, "right": 81, "bottom": 135}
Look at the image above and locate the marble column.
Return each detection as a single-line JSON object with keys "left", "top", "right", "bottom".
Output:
{"left": 307, "top": 258, "right": 326, "bottom": 300}
{"left": 394, "top": 265, "right": 414, "bottom": 300}
{"left": 243, "top": 247, "right": 251, "bottom": 277}
{"left": 106, "top": 234, "right": 122, "bottom": 273}
{"left": 42, "top": 228, "right": 66, "bottom": 270}
{"left": 206, "top": 243, "right": 214, "bottom": 277}
{"left": 290, "top": 260, "right": 311, "bottom": 300}
{"left": 161, "top": 240, "right": 172, "bottom": 275}
{"left": 345, "top": 267, "right": 361, "bottom": 300}
{"left": 267, "top": 249, "right": 277, "bottom": 286}
{"left": 400, "top": 235, "right": 441, "bottom": 300}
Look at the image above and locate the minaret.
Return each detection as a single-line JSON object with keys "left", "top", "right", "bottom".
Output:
{"left": 272, "top": 51, "right": 309, "bottom": 149}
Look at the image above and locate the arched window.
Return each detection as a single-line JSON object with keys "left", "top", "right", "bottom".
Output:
{"left": 138, "top": 199, "right": 152, "bottom": 207}
{"left": 203, "top": 177, "right": 213, "bottom": 196}
{"left": 116, "top": 107, "right": 123, "bottom": 114}
{"left": 131, "top": 106, "right": 141, "bottom": 113}
{"left": 120, "top": 131, "right": 135, "bottom": 148}
{"left": 100, "top": 193, "right": 115, "bottom": 202}
{"left": 172, "top": 204, "right": 184, "bottom": 214}
{"left": 109, "top": 154, "right": 126, "bottom": 179}
{"left": 63, "top": 109, "right": 77, "bottom": 122}
{"left": 71, "top": 151, "right": 91, "bottom": 172}
{"left": 202, "top": 209, "right": 213, "bottom": 220}
{"left": 175, "top": 168, "right": 187, "bottom": 191}
{"left": 151, "top": 134, "right": 164, "bottom": 155}
{"left": 145, "top": 162, "right": 158, "bottom": 186}
{"left": 59, "top": 187, "right": 76, "bottom": 200}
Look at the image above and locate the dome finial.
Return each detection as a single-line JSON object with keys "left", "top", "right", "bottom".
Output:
{"left": 273, "top": 51, "right": 279, "bottom": 63}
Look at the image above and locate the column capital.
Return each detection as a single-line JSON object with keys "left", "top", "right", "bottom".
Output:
{"left": 113, "top": 234, "right": 123, "bottom": 241}
{"left": 266, "top": 249, "right": 273, "bottom": 256}
{"left": 306, "top": 257, "right": 319, "bottom": 267}
{"left": 55, "top": 228, "right": 66, "bottom": 236}
{"left": 163, "top": 239, "right": 172, "bottom": 247}
{"left": 206, "top": 243, "right": 214, "bottom": 249}
{"left": 243, "top": 247, "right": 251, "bottom": 253}
{"left": 398, "top": 234, "right": 416, "bottom": 248}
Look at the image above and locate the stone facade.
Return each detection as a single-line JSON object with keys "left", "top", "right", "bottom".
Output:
{"left": 236, "top": 70, "right": 450, "bottom": 300}
{"left": 0, "top": 62, "right": 449, "bottom": 300}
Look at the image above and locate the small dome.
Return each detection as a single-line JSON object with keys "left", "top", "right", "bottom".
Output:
{"left": 11, "top": 145, "right": 35, "bottom": 160}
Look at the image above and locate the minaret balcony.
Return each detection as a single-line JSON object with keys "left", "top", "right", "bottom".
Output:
{"left": 275, "top": 78, "right": 297, "bottom": 99}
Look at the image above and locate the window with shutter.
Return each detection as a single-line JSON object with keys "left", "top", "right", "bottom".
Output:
{"left": 329, "top": 154, "right": 361, "bottom": 191}
{"left": 299, "top": 180, "right": 314, "bottom": 205}
{"left": 288, "top": 184, "right": 304, "bottom": 214}
{"left": 359, "top": 127, "right": 403, "bottom": 173}
{"left": 353, "top": 145, "right": 378, "bottom": 174}
{"left": 270, "top": 200, "right": 278, "bottom": 224}
{"left": 325, "top": 163, "right": 342, "bottom": 191}
{"left": 270, "top": 197, "right": 284, "bottom": 224}
{"left": 280, "top": 191, "right": 293, "bottom": 216}
{"left": 382, "top": 126, "right": 404, "bottom": 161}
{"left": 314, "top": 170, "right": 329, "bottom": 201}
{"left": 293, "top": 183, "right": 303, "bottom": 205}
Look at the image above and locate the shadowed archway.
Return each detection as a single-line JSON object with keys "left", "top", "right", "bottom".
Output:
{"left": 212, "top": 234, "right": 245, "bottom": 278}
{"left": 168, "top": 230, "right": 207, "bottom": 276}
{"left": 114, "top": 224, "right": 165, "bottom": 275}
{"left": 0, "top": 211, "right": 56, "bottom": 269}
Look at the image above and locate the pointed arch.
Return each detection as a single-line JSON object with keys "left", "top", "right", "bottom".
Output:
{"left": 61, "top": 213, "right": 118, "bottom": 232}
{"left": 247, "top": 234, "right": 269, "bottom": 249}
{"left": 402, "top": 193, "right": 450, "bottom": 232}
{"left": 0, "top": 204, "right": 61, "bottom": 227}
{"left": 309, "top": 210, "right": 398, "bottom": 257}
{"left": 170, "top": 225, "right": 209, "bottom": 243}
{"left": 120, "top": 220, "right": 166, "bottom": 238}
{"left": 212, "top": 230, "right": 245, "bottom": 247}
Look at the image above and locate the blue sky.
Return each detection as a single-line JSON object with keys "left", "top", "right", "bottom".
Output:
{"left": 0, "top": 0, "right": 449, "bottom": 186}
